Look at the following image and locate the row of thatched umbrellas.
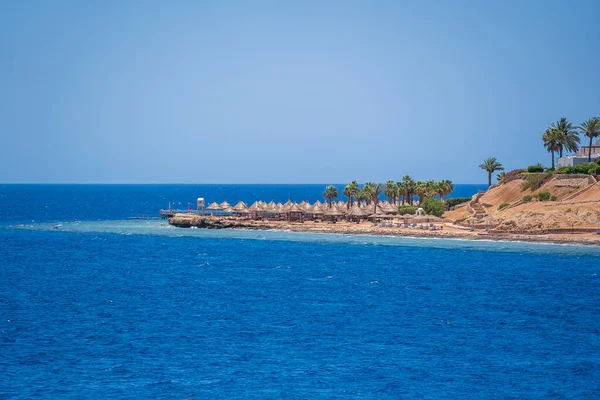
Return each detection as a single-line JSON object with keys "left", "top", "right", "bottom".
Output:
{"left": 204, "top": 199, "right": 441, "bottom": 221}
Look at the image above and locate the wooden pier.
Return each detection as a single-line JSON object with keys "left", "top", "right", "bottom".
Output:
{"left": 159, "top": 209, "right": 202, "bottom": 219}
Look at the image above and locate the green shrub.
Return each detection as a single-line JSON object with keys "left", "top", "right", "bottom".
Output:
{"left": 521, "top": 173, "right": 551, "bottom": 191}
{"left": 537, "top": 192, "right": 551, "bottom": 201}
{"left": 445, "top": 197, "right": 471, "bottom": 209}
{"left": 589, "top": 164, "right": 600, "bottom": 175}
{"left": 557, "top": 162, "right": 596, "bottom": 174}
{"left": 397, "top": 205, "right": 418, "bottom": 215}
{"left": 527, "top": 165, "right": 544, "bottom": 173}
{"left": 421, "top": 198, "right": 445, "bottom": 217}
{"left": 498, "top": 202, "right": 510, "bottom": 210}
{"left": 522, "top": 195, "right": 533, "bottom": 203}
{"left": 572, "top": 162, "right": 595, "bottom": 174}
{"left": 596, "top": 158, "right": 600, "bottom": 165}
{"left": 550, "top": 196, "right": 557, "bottom": 201}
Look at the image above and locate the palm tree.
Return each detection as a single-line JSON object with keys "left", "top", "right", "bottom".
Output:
{"left": 551, "top": 117, "right": 580, "bottom": 157}
{"left": 366, "top": 183, "right": 383, "bottom": 214}
{"left": 425, "top": 180, "right": 438, "bottom": 199}
{"left": 497, "top": 172, "right": 507, "bottom": 185}
{"left": 322, "top": 185, "right": 339, "bottom": 206}
{"left": 343, "top": 180, "right": 359, "bottom": 209}
{"left": 542, "top": 128, "right": 562, "bottom": 169}
{"left": 438, "top": 179, "right": 454, "bottom": 201}
{"left": 577, "top": 117, "right": 600, "bottom": 162}
{"left": 384, "top": 180, "right": 398, "bottom": 204}
{"left": 402, "top": 175, "right": 416, "bottom": 205}
{"left": 479, "top": 157, "right": 504, "bottom": 188}
{"left": 396, "top": 182, "right": 406, "bottom": 204}
{"left": 415, "top": 181, "right": 426, "bottom": 204}
{"left": 361, "top": 182, "right": 375, "bottom": 205}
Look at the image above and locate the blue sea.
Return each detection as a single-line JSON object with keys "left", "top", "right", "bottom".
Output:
{"left": 1, "top": 184, "right": 599, "bottom": 399}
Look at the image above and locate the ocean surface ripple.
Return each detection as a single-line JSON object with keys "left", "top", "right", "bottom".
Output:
{"left": 1, "top": 185, "right": 599, "bottom": 398}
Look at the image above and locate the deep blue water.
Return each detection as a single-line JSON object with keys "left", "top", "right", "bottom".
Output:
{"left": 0, "top": 183, "right": 486, "bottom": 223}
{"left": 1, "top": 185, "right": 599, "bottom": 399}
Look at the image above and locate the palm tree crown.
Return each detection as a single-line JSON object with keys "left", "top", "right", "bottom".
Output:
{"left": 551, "top": 117, "right": 580, "bottom": 157}
{"left": 322, "top": 185, "right": 339, "bottom": 206}
{"left": 384, "top": 180, "right": 398, "bottom": 204}
{"left": 577, "top": 118, "right": 600, "bottom": 162}
{"left": 479, "top": 157, "right": 504, "bottom": 188}
{"left": 542, "top": 128, "right": 562, "bottom": 169}
{"left": 343, "top": 180, "right": 359, "bottom": 209}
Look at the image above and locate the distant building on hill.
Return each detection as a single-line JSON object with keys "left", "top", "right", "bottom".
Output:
{"left": 557, "top": 139, "right": 600, "bottom": 167}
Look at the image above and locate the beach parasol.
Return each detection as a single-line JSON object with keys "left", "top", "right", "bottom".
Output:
{"left": 311, "top": 203, "right": 324, "bottom": 214}
{"left": 220, "top": 201, "right": 232, "bottom": 209}
{"left": 248, "top": 201, "right": 266, "bottom": 212}
{"left": 232, "top": 201, "right": 248, "bottom": 211}
{"left": 347, "top": 203, "right": 366, "bottom": 217}
{"left": 206, "top": 202, "right": 221, "bottom": 210}
{"left": 221, "top": 205, "right": 235, "bottom": 214}
{"left": 287, "top": 203, "right": 305, "bottom": 213}
{"left": 325, "top": 207, "right": 344, "bottom": 217}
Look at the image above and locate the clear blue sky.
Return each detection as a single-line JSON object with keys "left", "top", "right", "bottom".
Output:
{"left": 1, "top": 0, "right": 599, "bottom": 184}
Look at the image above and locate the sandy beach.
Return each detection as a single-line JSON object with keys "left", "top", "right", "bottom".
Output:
{"left": 169, "top": 215, "right": 600, "bottom": 246}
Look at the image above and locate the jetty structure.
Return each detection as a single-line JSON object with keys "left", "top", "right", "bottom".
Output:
{"left": 167, "top": 198, "right": 440, "bottom": 227}
{"left": 166, "top": 172, "right": 600, "bottom": 240}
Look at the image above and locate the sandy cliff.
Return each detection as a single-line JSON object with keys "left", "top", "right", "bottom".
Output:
{"left": 446, "top": 175, "right": 600, "bottom": 232}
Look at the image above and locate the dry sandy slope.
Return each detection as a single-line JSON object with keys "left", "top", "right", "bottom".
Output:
{"left": 444, "top": 177, "right": 600, "bottom": 231}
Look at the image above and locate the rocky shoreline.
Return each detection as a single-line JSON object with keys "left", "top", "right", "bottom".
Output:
{"left": 169, "top": 215, "right": 600, "bottom": 246}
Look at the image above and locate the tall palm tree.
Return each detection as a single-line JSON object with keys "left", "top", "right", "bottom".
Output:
{"left": 384, "top": 180, "right": 398, "bottom": 204}
{"left": 343, "top": 180, "right": 359, "bottom": 209}
{"left": 402, "top": 175, "right": 416, "bottom": 205}
{"left": 542, "top": 128, "right": 562, "bottom": 169}
{"left": 479, "top": 157, "right": 504, "bottom": 188}
{"left": 322, "top": 185, "right": 339, "bottom": 206}
{"left": 551, "top": 117, "right": 580, "bottom": 157}
{"left": 396, "top": 182, "right": 406, "bottom": 205}
{"left": 415, "top": 181, "right": 426, "bottom": 204}
{"left": 368, "top": 183, "right": 384, "bottom": 214}
{"left": 425, "top": 180, "right": 437, "bottom": 199}
{"left": 438, "top": 179, "right": 454, "bottom": 201}
{"left": 497, "top": 172, "right": 507, "bottom": 185}
{"left": 577, "top": 117, "right": 600, "bottom": 162}
{"left": 361, "top": 182, "right": 376, "bottom": 206}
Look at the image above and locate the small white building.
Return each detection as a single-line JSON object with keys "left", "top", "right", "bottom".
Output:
{"left": 557, "top": 139, "right": 600, "bottom": 167}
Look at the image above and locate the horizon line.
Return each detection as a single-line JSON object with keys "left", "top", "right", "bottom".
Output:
{"left": 0, "top": 182, "right": 487, "bottom": 186}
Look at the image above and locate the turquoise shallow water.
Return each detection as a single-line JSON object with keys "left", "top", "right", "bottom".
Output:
{"left": 1, "top": 185, "right": 599, "bottom": 399}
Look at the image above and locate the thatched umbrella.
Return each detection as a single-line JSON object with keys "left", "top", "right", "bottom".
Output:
{"left": 347, "top": 203, "right": 366, "bottom": 221}
{"left": 220, "top": 201, "right": 232, "bottom": 209}
{"left": 221, "top": 205, "right": 235, "bottom": 214}
{"left": 286, "top": 203, "right": 305, "bottom": 221}
{"left": 249, "top": 201, "right": 265, "bottom": 212}
{"left": 233, "top": 201, "right": 248, "bottom": 211}
{"left": 276, "top": 202, "right": 285, "bottom": 213}
{"left": 206, "top": 202, "right": 221, "bottom": 210}
{"left": 313, "top": 200, "right": 322, "bottom": 207}
{"left": 265, "top": 201, "right": 278, "bottom": 214}
{"left": 383, "top": 202, "right": 397, "bottom": 214}
{"left": 401, "top": 213, "right": 414, "bottom": 222}
{"left": 311, "top": 203, "right": 324, "bottom": 215}
{"left": 325, "top": 207, "right": 344, "bottom": 217}
{"left": 301, "top": 201, "right": 312, "bottom": 212}
{"left": 369, "top": 212, "right": 391, "bottom": 220}
{"left": 413, "top": 215, "right": 440, "bottom": 223}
